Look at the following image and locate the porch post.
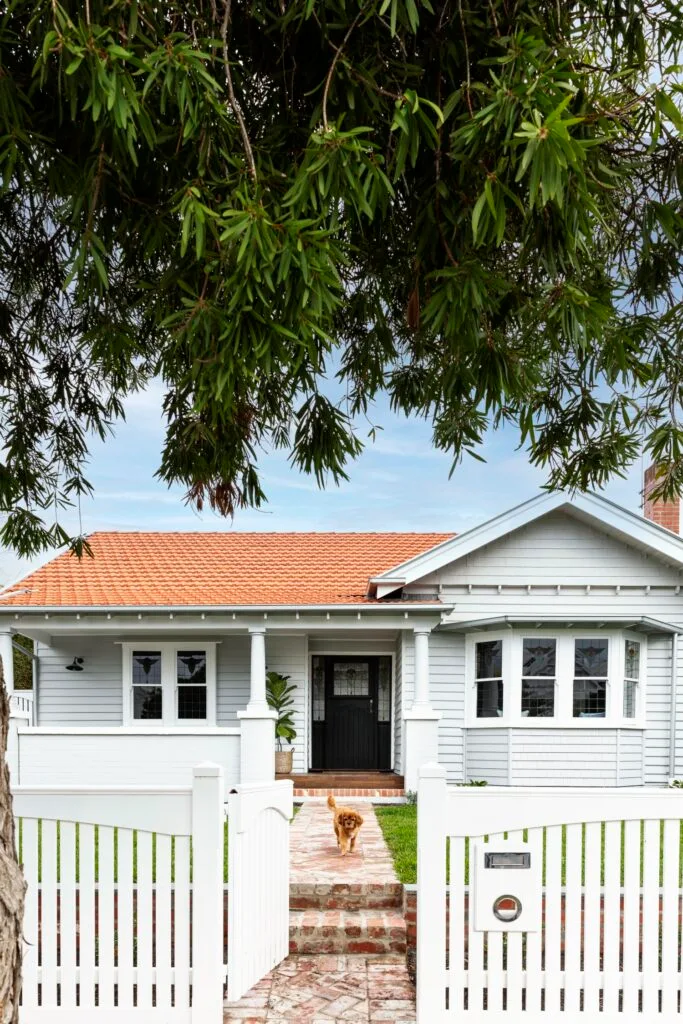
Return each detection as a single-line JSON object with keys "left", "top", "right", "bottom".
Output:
{"left": 403, "top": 627, "right": 441, "bottom": 793}
{"left": 0, "top": 629, "right": 14, "bottom": 694}
{"left": 237, "top": 628, "right": 277, "bottom": 784}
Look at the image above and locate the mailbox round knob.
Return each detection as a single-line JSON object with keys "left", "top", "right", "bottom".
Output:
{"left": 493, "top": 894, "right": 522, "bottom": 923}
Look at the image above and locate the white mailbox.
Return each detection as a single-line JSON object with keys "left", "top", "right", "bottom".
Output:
{"left": 473, "top": 836, "right": 541, "bottom": 932}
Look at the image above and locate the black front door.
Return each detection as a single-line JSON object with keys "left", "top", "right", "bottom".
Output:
{"left": 311, "top": 655, "right": 392, "bottom": 770}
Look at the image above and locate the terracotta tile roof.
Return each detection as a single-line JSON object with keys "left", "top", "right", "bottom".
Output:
{"left": 0, "top": 532, "right": 455, "bottom": 608}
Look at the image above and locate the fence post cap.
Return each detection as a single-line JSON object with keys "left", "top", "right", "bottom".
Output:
{"left": 193, "top": 761, "right": 224, "bottom": 778}
{"left": 419, "top": 762, "right": 447, "bottom": 780}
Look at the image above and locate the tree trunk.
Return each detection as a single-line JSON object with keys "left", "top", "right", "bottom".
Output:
{"left": 0, "top": 669, "right": 24, "bottom": 1024}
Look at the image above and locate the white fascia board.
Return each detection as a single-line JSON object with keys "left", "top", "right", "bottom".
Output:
{"left": 369, "top": 490, "right": 683, "bottom": 595}
{"left": 0, "top": 602, "right": 447, "bottom": 614}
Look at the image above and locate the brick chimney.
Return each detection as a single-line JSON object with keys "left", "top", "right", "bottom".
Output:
{"left": 644, "top": 464, "right": 680, "bottom": 533}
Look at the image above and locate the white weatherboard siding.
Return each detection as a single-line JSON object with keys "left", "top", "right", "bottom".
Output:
{"left": 644, "top": 635, "right": 675, "bottom": 785}
{"left": 15, "top": 728, "right": 240, "bottom": 787}
{"left": 401, "top": 630, "right": 466, "bottom": 782}
{"left": 415, "top": 510, "right": 683, "bottom": 587}
{"left": 465, "top": 728, "right": 510, "bottom": 784}
{"left": 509, "top": 728, "right": 642, "bottom": 786}
{"left": 36, "top": 637, "right": 123, "bottom": 725}
{"left": 265, "top": 634, "right": 307, "bottom": 774}
{"left": 216, "top": 634, "right": 250, "bottom": 724}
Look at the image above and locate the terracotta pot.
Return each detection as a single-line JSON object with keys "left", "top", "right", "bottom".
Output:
{"left": 275, "top": 749, "right": 293, "bottom": 775}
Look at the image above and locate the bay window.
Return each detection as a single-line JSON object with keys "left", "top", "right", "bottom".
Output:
{"left": 468, "top": 631, "right": 645, "bottom": 725}
{"left": 123, "top": 643, "right": 217, "bottom": 726}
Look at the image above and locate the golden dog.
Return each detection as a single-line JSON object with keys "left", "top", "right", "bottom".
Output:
{"left": 327, "top": 794, "right": 364, "bottom": 856}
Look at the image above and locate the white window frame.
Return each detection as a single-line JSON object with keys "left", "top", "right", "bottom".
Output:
{"left": 465, "top": 629, "right": 646, "bottom": 728}
{"left": 122, "top": 642, "right": 217, "bottom": 727}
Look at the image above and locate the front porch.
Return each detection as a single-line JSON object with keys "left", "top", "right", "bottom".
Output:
{"left": 4, "top": 613, "right": 443, "bottom": 791}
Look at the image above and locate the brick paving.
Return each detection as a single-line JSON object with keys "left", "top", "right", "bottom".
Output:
{"left": 290, "top": 801, "right": 398, "bottom": 886}
{"left": 222, "top": 954, "right": 416, "bottom": 1022}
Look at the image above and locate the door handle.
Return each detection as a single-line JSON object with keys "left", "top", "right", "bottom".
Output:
{"left": 369, "top": 699, "right": 374, "bottom": 714}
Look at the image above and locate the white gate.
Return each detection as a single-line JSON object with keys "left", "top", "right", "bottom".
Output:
{"left": 227, "top": 780, "right": 293, "bottom": 1001}
{"left": 417, "top": 763, "right": 683, "bottom": 1023}
{"left": 14, "top": 762, "right": 225, "bottom": 1023}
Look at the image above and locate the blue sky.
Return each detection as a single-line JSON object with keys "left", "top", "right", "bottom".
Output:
{"left": 0, "top": 379, "right": 646, "bottom": 585}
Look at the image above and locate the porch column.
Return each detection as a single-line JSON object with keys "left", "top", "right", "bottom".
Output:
{"left": 403, "top": 627, "right": 441, "bottom": 792}
{"left": 0, "top": 630, "right": 14, "bottom": 694}
{"left": 237, "top": 628, "right": 277, "bottom": 784}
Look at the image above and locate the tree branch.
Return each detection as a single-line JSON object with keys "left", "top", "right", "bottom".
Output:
{"left": 322, "top": 8, "right": 365, "bottom": 131}
{"left": 220, "top": 0, "right": 257, "bottom": 181}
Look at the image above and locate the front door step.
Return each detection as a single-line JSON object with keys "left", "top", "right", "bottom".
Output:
{"left": 290, "top": 881, "right": 403, "bottom": 910}
{"left": 289, "top": 909, "right": 407, "bottom": 956}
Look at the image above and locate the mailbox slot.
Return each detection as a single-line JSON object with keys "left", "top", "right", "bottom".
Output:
{"left": 473, "top": 837, "right": 541, "bottom": 933}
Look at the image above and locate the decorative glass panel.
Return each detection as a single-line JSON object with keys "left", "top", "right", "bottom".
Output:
{"left": 623, "top": 678, "right": 636, "bottom": 718}
{"left": 312, "top": 655, "right": 325, "bottom": 722}
{"left": 133, "top": 651, "right": 161, "bottom": 686}
{"left": 625, "top": 640, "right": 640, "bottom": 680}
{"left": 178, "top": 686, "right": 207, "bottom": 719}
{"left": 476, "top": 679, "right": 503, "bottom": 718}
{"left": 177, "top": 650, "right": 207, "bottom": 686}
{"left": 573, "top": 679, "right": 606, "bottom": 717}
{"left": 132, "top": 650, "right": 162, "bottom": 720}
{"left": 574, "top": 639, "right": 608, "bottom": 678}
{"left": 522, "top": 638, "right": 556, "bottom": 677}
{"left": 475, "top": 640, "right": 502, "bottom": 679}
{"left": 333, "top": 662, "right": 369, "bottom": 696}
{"left": 521, "top": 679, "right": 555, "bottom": 717}
{"left": 377, "top": 657, "right": 391, "bottom": 723}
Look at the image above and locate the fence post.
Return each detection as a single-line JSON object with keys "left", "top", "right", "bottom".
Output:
{"left": 416, "top": 762, "right": 448, "bottom": 1024}
{"left": 191, "top": 762, "right": 225, "bottom": 1024}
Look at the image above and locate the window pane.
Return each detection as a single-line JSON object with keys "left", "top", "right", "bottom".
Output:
{"left": 476, "top": 640, "right": 502, "bottom": 680}
{"left": 133, "top": 686, "right": 162, "bottom": 720}
{"left": 476, "top": 679, "right": 503, "bottom": 717}
{"left": 178, "top": 686, "right": 207, "bottom": 720}
{"left": 623, "top": 678, "right": 636, "bottom": 718}
{"left": 574, "top": 639, "right": 608, "bottom": 678}
{"left": 312, "top": 656, "right": 325, "bottom": 722}
{"left": 333, "top": 662, "right": 369, "bottom": 696}
{"left": 132, "top": 651, "right": 161, "bottom": 686}
{"left": 522, "top": 679, "right": 555, "bottom": 717}
{"left": 625, "top": 640, "right": 640, "bottom": 680}
{"left": 378, "top": 657, "right": 391, "bottom": 722}
{"left": 177, "top": 651, "right": 207, "bottom": 685}
{"left": 573, "top": 679, "right": 606, "bottom": 717}
{"left": 522, "top": 638, "right": 556, "bottom": 677}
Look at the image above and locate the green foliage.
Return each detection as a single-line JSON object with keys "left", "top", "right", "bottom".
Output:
{"left": 13, "top": 634, "right": 33, "bottom": 690}
{"left": 265, "top": 670, "right": 297, "bottom": 751}
{"left": 1, "top": 1, "right": 683, "bottom": 555}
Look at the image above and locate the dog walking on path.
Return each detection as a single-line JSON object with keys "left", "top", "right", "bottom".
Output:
{"left": 327, "top": 794, "right": 364, "bottom": 856}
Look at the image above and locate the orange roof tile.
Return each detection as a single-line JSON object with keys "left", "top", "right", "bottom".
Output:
{"left": 0, "top": 532, "right": 455, "bottom": 608}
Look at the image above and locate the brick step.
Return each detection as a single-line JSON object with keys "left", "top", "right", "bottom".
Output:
{"left": 290, "top": 881, "right": 403, "bottom": 911}
{"left": 289, "top": 773, "right": 404, "bottom": 790}
{"left": 294, "top": 787, "right": 405, "bottom": 798}
{"left": 289, "top": 908, "right": 407, "bottom": 955}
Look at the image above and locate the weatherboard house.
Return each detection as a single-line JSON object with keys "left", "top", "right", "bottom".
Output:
{"left": 6, "top": 467, "right": 683, "bottom": 793}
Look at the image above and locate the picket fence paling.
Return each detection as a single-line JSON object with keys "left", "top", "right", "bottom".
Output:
{"left": 13, "top": 764, "right": 225, "bottom": 1024}
{"left": 417, "top": 764, "right": 683, "bottom": 1024}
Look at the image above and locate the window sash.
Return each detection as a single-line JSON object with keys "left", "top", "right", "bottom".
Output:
{"left": 123, "top": 643, "right": 216, "bottom": 726}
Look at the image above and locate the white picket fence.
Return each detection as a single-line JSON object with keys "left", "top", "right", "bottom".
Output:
{"left": 417, "top": 763, "right": 683, "bottom": 1023}
{"left": 227, "top": 781, "right": 293, "bottom": 1000}
{"left": 13, "top": 765, "right": 292, "bottom": 1022}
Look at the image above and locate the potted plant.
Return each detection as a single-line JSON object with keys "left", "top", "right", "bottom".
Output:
{"left": 266, "top": 670, "right": 297, "bottom": 774}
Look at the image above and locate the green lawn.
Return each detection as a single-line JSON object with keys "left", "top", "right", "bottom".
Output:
{"left": 375, "top": 805, "right": 417, "bottom": 884}
{"left": 375, "top": 807, "right": 683, "bottom": 888}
